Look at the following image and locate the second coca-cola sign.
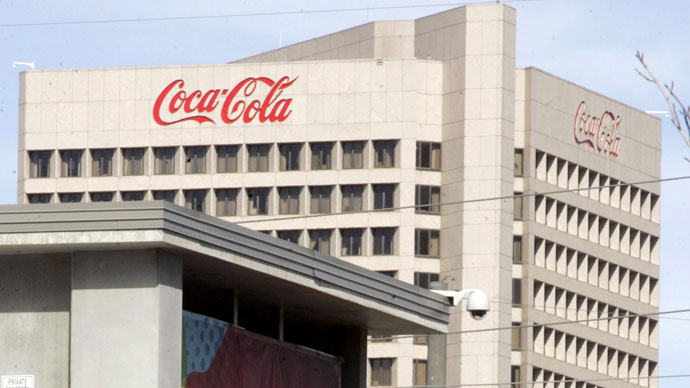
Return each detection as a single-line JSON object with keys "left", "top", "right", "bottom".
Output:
{"left": 153, "top": 76, "right": 297, "bottom": 126}
{"left": 573, "top": 101, "right": 621, "bottom": 159}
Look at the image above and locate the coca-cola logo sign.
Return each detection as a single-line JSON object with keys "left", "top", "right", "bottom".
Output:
{"left": 573, "top": 101, "right": 621, "bottom": 159}
{"left": 153, "top": 76, "right": 297, "bottom": 126}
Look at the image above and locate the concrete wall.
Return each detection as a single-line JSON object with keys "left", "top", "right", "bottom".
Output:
{"left": 0, "top": 254, "right": 71, "bottom": 388}
{"left": 235, "top": 20, "right": 415, "bottom": 63}
{"left": 70, "top": 249, "right": 182, "bottom": 388}
{"left": 416, "top": 4, "right": 516, "bottom": 386}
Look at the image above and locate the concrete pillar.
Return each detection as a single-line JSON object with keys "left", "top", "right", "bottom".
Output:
{"left": 0, "top": 255, "right": 71, "bottom": 388}
{"left": 341, "top": 327, "right": 367, "bottom": 388}
{"left": 428, "top": 334, "right": 447, "bottom": 386}
{"left": 70, "top": 250, "right": 182, "bottom": 388}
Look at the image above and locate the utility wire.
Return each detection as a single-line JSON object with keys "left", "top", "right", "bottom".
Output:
{"left": 368, "top": 308, "right": 690, "bottom": 341}
{"left": 236, "top": 175, "right": 690, "bottom": 224}
{"left": 380, "top": 373, "right": 690, "bottom": 388}
{"left": 0, "top": 1, "right": 542, "bottom": 28}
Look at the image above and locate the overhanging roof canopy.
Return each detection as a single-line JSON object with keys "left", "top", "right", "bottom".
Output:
{"left": 0, "top": 201, "right": 449, "bottom": 334}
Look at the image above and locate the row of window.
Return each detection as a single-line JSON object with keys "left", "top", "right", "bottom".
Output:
{"left": 369, "top": 358, "right": 428, "bottom": 387}
{"left": 530, "top": 367, "right": 604, "bottom": 388}
{"left": 27, "top": 141, "right": 441, "bottom": 178}
{"left": 534, "top": 150, "right": 660, "bottom": 223}
{"left": 533, "top": 280, "right": 659, "bottom": 347}
{"left": 533, "top": 325, "right": 657, "bottom": 387}
{"left": 27, "top": 184, "right": 441, "bottom": 217}
{"left": 534, "top": 237, "right": 659, "bottom": 306}
{"left": 535, "top": 195, "right": 660, "bottom": 265}
{"left": 270, "top": 227, "right": 439, "bottom": 258}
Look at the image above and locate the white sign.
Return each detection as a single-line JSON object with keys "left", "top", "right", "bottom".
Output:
{"left": 1, "top": 375, "right": 33, "bottom": 388}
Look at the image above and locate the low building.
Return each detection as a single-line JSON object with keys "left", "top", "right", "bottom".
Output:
{"left": 0, "top": 201, "right": 449, "bottom": 388}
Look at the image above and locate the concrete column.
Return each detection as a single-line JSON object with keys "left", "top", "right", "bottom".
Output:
{"left": 427, "top": 334, "right": 447, "bottom": 386}
{"left": 341, "top": 326, "right": 367, "bottom": 388}
{"left": 70, "top": 249, "right": 182, "bottom": 388}
{"left": 0, "top": 255, "right": 71, "bottom": 388}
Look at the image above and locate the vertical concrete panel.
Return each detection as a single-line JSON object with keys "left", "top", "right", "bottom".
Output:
{"left": 0, "top": 254, "right": 71, "bottom": 388}
{"left": 422, "top": 3, "right": 516, "bottom": 386}
{"left": 70, "top": 250, "right": 182, "bottom": 388}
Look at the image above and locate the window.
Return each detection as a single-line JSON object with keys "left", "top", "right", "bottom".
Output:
{"left": 309, "top": 186, "right": 331, "bottom": 214}
{"left": 342, "top": 141, "right": 364, "bottom": 169}
{"left": 413, "top": 359, "right": 428, "bottom": 387}
{"left": 279, "top": 143, "right": 301, "bottom": 171}
{"left": 153, "top": 190, "right": 176, "bottom": 203}
{"left": 373, "top": 184, "right": 395, "bottom": 210}
{"left": 29, "top": 151, "right": 51, "bottom": 178}
{"left": 184, "top": 190, "right": 206, "bottom": 213}
{"left": 372, "top": 228, "right": 395, "bottom": 255}
{"left": 122, "top": 191, "right": 145, "bottom": 201}
{"left": 309, "top": 229, "right": 331, "bottom": 255}
{"left": 340, "top": 228, "right": 363, "bottom": 256}
{"left": 278, "top": 187, "right": 300, "bottom": 215}
{"left": 371, "top": 335, "right": 393, "bottom": 343}
{"left": 277, "top": 230, "right": 301, "bottom": 244}
{"left": 216, "top": 145, "right": 239, "bottom": 173}
{"left": 416, "top": 142, "right": 441, "bottom": 170}
{"left": 90, "top": 192, "right": 114, "bottom": 202}
{"left": 377, "top": 271, "right": 397, "bottom": 278}
{"left": 60, "top": 150, "right": 82, "bottom": 177}
{"left": 369, "top": 358, "right": 393, "bottom": 386}
{"left": 216, "top": 189, "right": 238, "bottom": 216}
{"left": 415, "top": 229, "right": 440, "bottom": 257}
{"left": 374, "top": 140, "right": 396, "bottom": 168}
{"left": 154, "top": 147, "right": 175, "bottom": 175}
{"left": 247, "top": 144, "right": 270, "bottom": 172}
{"left": 514, "top": 149, "right": 524, "bottom": 177}
{"left": 415, "top": 185, "right": 440, "bottom": 213}
{"left": 310, "top": 142, "right": 332, "bottom": 170}
{"left": 414, "top": 272, "right": 440, "bottom": 290}
{"left": 341, "top": 185, "right": 364, "bottom": 212}
{"left": 514, "top": 192, "right": 523, "bottom": 220}
{"left": 512, "top": 279, "right": 521, "bottom": 306}
{"left": 59, "top": 193, "right": 83, "bottom": 203}
{"left": 511, "top": 322, "right": 521, "bottom": 350}
{"left": 413, "top": 335, "right": 428, "bottom": 345}
{"left": 513, "top": 236, "right": 522, "bottom": 263}
{"left": 28, "top": 193, "right": 52, "bottom": 204}
{"left": 90, "top": 149, "right": 113, "bottom": 176}
{"left": 185, "top": 146, "right": 207, "bottom": 174}
{"left": 122, "top": 148, "right": 145, "bottom": 176}
{"left": 511, "top": 366, "right": 520, "bottom": 383}
{"left": 247, "top": 188, "right": 269, "bottom": 215}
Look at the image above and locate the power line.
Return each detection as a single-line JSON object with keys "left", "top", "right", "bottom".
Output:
{"left": 236, "top": 175, "right": 690, "bottom": 225}
{"left": 381, "top": 373, "right": 690, "bottom": 388}
{"left": 0, "top": 0, "right": 542, "bottom": 28}
{"left": 368, "top": 308, "right": 690, "bottom": 341}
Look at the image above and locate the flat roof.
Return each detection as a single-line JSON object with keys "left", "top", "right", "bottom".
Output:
{"left": 0, "top": 201, "right": 449, "bottom": 334}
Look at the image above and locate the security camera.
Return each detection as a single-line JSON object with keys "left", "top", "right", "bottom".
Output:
{"left": 430, "top": 288, "right": 490, "bottom": 320}
{"left": 466, "top": 290, "right": 489, "bottom": 321}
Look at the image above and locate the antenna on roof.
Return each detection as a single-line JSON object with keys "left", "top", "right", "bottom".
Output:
{"left": 279, "top": 31, "right": 283, "bottom": 48}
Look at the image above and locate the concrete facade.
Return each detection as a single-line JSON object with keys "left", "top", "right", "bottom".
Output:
{"left": 16, "top": 3, "right": 660, "bottom": 388}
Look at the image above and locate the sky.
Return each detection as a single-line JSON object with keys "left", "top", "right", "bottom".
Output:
{"left": 1, "top": 0, "right": 689, "bottom": 385}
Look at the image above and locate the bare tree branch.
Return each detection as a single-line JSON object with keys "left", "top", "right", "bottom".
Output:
{"left": 635, "top": 51, "right": 690, "bottom": 151}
